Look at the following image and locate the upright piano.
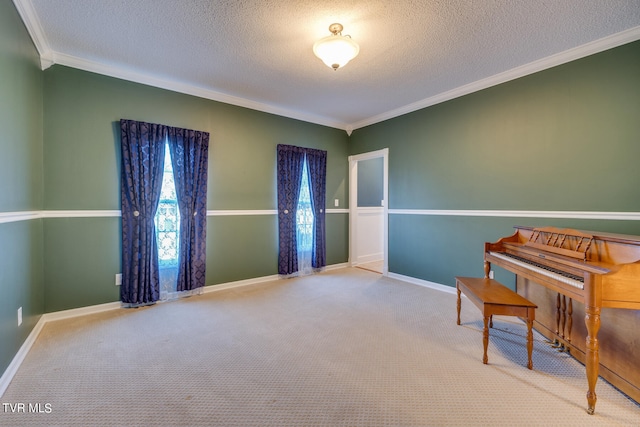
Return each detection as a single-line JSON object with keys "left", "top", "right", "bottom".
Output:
{"left": 484, "top": 226, "right": 640, "bottom": 415}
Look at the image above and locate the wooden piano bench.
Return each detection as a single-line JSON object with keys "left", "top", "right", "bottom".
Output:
{"left": 455, "top": 276, "right": 537, "bottom": 369}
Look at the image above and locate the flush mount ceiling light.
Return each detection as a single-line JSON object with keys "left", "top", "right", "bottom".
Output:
{"left": 313, "top": 23, "right": 360, "bottom": 71}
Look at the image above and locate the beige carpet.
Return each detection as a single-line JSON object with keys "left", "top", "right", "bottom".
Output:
{"left": 1, "top": 268, "right": 638, "bottom": 426}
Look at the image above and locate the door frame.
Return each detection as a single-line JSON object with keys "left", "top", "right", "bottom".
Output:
{"left": 348, "top": 148, "right": 389, "bottom": 275}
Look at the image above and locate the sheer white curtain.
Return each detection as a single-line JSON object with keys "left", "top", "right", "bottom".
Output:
{"left": 155, "top": 143, "right": 182, "bottom": 300}
{"left": 155, "top": 141, "right": 205, "bottom": 300}
{"left": 296, "top": 157, "right": 315, "bottom": 276}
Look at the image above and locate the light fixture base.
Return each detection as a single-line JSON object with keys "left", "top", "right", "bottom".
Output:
{"left": 328, "top": 23, "right": 343, "bottom": 35}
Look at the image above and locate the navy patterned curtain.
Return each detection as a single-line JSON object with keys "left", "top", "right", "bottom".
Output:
{"left": 167, "top": 127, "right": 209, "bottom": 292}
{"left": 306, "top": 148, "right": 327, "bottom": 268}
{"left": 120, "top": 119, "right": 167, "bottom": 305}
{"left": 277, "top": 144, "right": 306, "bottom": 275}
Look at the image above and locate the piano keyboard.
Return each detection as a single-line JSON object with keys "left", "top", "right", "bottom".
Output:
{"left": 489, "top": 252, "right": 584, "bottom": 290}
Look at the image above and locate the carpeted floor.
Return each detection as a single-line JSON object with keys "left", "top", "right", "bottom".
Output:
{"left": 1, "top": 268, "right": 638, "bottom": 426}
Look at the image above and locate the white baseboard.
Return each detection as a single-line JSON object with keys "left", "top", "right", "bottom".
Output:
{"left": 0, "top": 317, "right": 46, "bottom": 397}
{"left": 44, "top": 301, "right": 122, "bottom": 322}
{"left": 356, "top": 253, "right": 383, "bottom": 264}
{"left": 201, "top": 263, "right": 349, "bottom": 293}
{"left": 387, "top": 272, "right": 457, "bottom": 295}
{"left": 0, "top": 301, "right": 122, "bottom": 398}
{"left": 324, "top": 262, "right": 350, "bottom": 271}
{"left": 202, "top": 274, "right": 280, "bottom": 293}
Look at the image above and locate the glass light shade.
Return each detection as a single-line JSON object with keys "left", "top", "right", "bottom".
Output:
{"left": 313, "top": 35, "right": 360, "bottom": 70}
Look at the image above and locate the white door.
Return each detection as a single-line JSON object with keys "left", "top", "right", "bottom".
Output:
{"left": 349, "top": 148, "right": 389, "bottom": 275}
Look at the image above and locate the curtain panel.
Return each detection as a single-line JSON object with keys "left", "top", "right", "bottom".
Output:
{"left": 121, "top": 119, "right": 210, "bottom": 305}
{"left": 120, "top": 119, "right": 167, "bottom": 306}
{"left": 168, "top": 127, "right": 209, "bottom": 292}
{"left": 276, "top": 144, "right": 306, "bottom": 275}
{"left": 276, "top": 144, "right": 327, "bottom": 275}
{"left": 306, "top": 148, "right": 327, "bottom": 269}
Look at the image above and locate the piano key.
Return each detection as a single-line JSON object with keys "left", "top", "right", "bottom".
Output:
{"left": 489, "top": 251, "right": 584, "bottom": 290}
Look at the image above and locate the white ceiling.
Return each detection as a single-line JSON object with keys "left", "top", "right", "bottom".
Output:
{"left": 14, "top": 0, "right": 640, "bottom": 132}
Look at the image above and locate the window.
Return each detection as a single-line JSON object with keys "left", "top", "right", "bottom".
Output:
{"left": 120, "top": 119, "right": 209, "bottom": 305}
{"left": 296, "top": 157, "right": 314, "bottom": 252}
{"left": 155, "top": 143, "right": 180, "bottom": 267}
{"left": 276, "top": 144, "right": 326, "bottom": 276}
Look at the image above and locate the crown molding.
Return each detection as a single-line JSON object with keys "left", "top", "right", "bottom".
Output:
{"left": 12, "top": 0, "right": 53, "bottom": 68}
{"left": 348, "top": 26, "right": 640, "bottom": 131}
{"left": 12, "top": 0, "right": 348, "bottom": 130}
{"left": 49, "top": 51, "right": 350, "bottom": 131}
{"left": 39, "top": 53, "right": 54, "bottom": 70}
{"left": 13, "top": 0, "right": 640, "bottom": 133}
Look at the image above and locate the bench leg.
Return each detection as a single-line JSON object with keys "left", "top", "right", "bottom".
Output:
{"left": 456, "top": 287, "right": 461, "bottom": 325}
{"left": 526, "top": 318, "right": 534, "bottom": 369}
{"left": 483, "top": 316, "right": 490, "bottom": 364}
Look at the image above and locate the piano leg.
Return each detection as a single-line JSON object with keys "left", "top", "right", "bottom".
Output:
{"left": 555, "top": 293, "right": 561, "bottom": 337}
{"left": 550, "top": 293, "right": 562, "bottom": 347}
{"left": 558, "top": 295, "right": 567, "bottom": 352}
{"left": 560, "top": 295, "right": 566, "bottom": 339}
{"left": 567, "top": 298, "right": 573, "bottom": 347}
{"left": 585, "top": 305, "right": 601, "bottom": 415}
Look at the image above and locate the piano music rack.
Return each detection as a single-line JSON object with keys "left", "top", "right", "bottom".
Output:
{"left": 524, "top": 227, "right": 594, "bottom": 261}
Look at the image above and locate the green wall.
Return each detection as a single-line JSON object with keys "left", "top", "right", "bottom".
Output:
{"left": 350, "top": 40, "right": 640, "bottom": 288}
{"left": 0, "top": 0, "right": 45, "bottom": 377}
{"left": 42, "top": 65, "right": 350, "bottom": 312}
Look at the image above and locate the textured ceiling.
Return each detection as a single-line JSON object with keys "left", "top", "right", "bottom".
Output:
{"left": 15, "top": 0, "right": 640, "bottom": 131}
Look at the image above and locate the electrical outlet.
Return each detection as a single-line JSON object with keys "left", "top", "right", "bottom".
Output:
{"left": 489, "top": 271, "right": 494, "bottom": 279}
{"left": 334, "top": 199, "right": 339, "bottom": 207}
{"left": 115, "top": 273, "right": 122, "bottom": 286}
{"left": 18, "top": 307, "right": 22, "bottom": 326}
